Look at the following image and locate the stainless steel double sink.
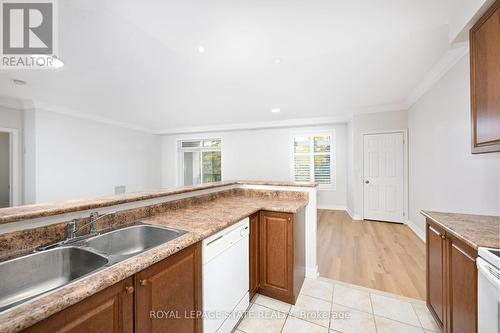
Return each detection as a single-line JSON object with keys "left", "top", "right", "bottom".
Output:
{"left": 0, "top": 224, "right": 187, "bottom": 312}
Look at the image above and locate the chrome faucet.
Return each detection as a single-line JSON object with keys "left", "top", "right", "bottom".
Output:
{"left": 37, "top": 211, "right": 117, "bottom": 251}
{"left": 67, "top": 211, "right": 116, "bottom": 240}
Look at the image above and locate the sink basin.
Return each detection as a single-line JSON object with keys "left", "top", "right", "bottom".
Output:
{"left": 0, "top": 247, "right": 108, "bottom": 312}
{"left": 83, "top": 225, "right": 187, "bottom": 258}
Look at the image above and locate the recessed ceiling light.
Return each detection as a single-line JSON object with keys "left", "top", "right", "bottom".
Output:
{"left": 198, "top": 45, "right": 205, "bottom": 53}
{"left": 12, "top": 79, "right": 26, "bottom": 86}
{"left": 271, "top": 108, "right": 281, "bottom": 113}
{"left": 273, "top": 58, "right": 281, "bottom": 64}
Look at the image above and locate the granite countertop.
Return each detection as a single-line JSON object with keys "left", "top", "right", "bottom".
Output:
{"left": 0, "top": 180, "right": 317, "bottom": 224}
{"left": 421, "top": 211, "right": 500, "bottom": 250}
{"left": 0, "top": 194, "right": 308, "bottom": 333}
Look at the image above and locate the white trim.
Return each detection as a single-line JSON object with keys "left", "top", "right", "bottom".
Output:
{"left": 0, "top": 97, "right": 25, "bottom": 110}
{"left": 317, "top": 205, "right": 346, "bottom": 211}
{"left": 33, "top": 101, "right": 153, "bottom": 133}
{"left": 346, "top": 206, "right": 362, "bottom": 220}
{"left": 407, "top": 220, "right": 425, "bottom": 242}
{"left": 361, "top": 129, "right": 409, "bottom": 224}
{"left": 0, "top": 127, "right": 20, "bottom": 207}
{"left": 156, "top": 116, "right": 350, "bottom": 135}
{"left": 306, "top": 266, "right": 319, "bottom": 279}
{"left": 405, "top": 43, "right": 469, "bottom": 108}
{"left": 348, "top": 102, "right": 409, "bottom": 116}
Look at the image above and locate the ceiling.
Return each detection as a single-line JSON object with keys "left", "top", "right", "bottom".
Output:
{"left": 0, "top": 0, "right": 452, "bottom": 132}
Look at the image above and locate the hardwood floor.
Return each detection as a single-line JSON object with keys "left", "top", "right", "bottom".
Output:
{"left": 317, "top": 209, "right": 426, "bottom": 300}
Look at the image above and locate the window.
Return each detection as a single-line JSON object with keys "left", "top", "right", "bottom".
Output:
{"left": 293, "top": 134, "right": 334, "bottom": 186}
{"left": 179, "top": 138, "right": 222, "bottom": 186}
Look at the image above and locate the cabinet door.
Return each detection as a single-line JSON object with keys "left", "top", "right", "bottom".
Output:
{"left": 259, "top": 211, "right": 294, "bottom": 303}
{"left": 426, "top": 223, "right": 445, "bottom": 329}
{"left": 23, "top": 277, "right": 134, "bottom": 333}
{"left": 470, "top": 0, "right": 500, "bottom": 153}
{"left": 249, "top": 212, "right": 260, "bottom": 300}
{"left": 447, "top": 238, "right": 477, "bottom": 333}
{"left": 135, "top": 243, "right": 202, "bottom": 333}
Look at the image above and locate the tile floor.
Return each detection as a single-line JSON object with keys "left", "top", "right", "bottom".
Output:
{"left": 235, "top": 277, "right": 440, "bottom": 333}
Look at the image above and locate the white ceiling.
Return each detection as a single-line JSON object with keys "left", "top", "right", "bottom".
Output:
{"left": 0, "top": 0, "right": 452, "bottom": 132}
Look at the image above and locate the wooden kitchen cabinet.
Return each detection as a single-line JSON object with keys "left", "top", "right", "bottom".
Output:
{"left": 426, "top": 219, "right": 478, "bottom": 333}
{"left": 258, "top": 210, "right": 305, "bottom": 304}
{"left": 426, "top": 223, "right": 446, "bottom": 329}
{"left": 249, "top": 212, "right": 260, "bottom": 300}
{"left": 470, "top": 0, "right": 500, "bottom": 153}
{"left": 447, "top": 237, "right": 477, "bottom": 333}
{"left": 23, "top": 277, "right": 134, "bottom": 333}
{"left": 135, "top": 242, "right": 202, "bottom": 333}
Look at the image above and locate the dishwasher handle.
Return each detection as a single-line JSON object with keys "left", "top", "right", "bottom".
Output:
{"left": 205, "top": 235, "right": 224, "bottom": 246}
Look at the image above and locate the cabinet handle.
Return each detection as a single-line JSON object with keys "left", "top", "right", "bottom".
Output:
{"left": 440, "top": 235, "right": 446, "bottom": 240}
{"left": 139, "top": 279, "right": 147, "bottom": 286}
{"left": 125, "top": 286, "right": 135, "bottom": 294}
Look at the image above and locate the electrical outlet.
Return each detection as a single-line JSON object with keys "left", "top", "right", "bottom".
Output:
{"left": 114, "top": 185, "right": 126, "bottom": 195}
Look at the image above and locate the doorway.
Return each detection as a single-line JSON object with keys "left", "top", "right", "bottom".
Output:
{"left": 0, "top": 128, "right": 19, "bottom": 208}
{"left": 363, "top": 131, "right": 406, "bottom": 223}
{"left": 0, "top": 132, "right": 10, "bottom": 208}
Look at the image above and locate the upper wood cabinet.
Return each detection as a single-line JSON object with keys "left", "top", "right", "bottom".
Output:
{"left": 135, "top": 242, "right": 202, "bottom": 333}
{"left": 470, "top": 0, "right": 500, "bottom": 153}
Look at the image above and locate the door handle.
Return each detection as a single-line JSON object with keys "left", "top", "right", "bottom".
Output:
{"left": 364, "top": 180, "right": 370, "bottom": 184}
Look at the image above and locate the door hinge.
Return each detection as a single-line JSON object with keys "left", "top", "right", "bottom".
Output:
{"left": 403, "top": 212, "right": 405, "bottom": 216}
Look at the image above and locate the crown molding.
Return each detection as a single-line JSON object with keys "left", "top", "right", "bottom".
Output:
{"left": 153, "top": 115, "right": 352, "bottom": 135}
{"left": 405, "top": 42, "right": 469, "bottom": 109}
{"left": 350, "top": 102, "right": 409, "bottom": 116}
{"left": 32, "top": 101, "right": 154, "bottom": 133}
{"left": 0, "top": 96, "right": 26, "bottom": 110}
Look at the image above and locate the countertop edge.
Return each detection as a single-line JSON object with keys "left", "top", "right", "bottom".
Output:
{"left": 0, "top": 181, "right": 318, "bottom": 224}
{"left": 421, "top": 210, "right": 500, "bottom": 250}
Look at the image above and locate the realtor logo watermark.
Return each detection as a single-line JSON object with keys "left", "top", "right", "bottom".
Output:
{"left": 0, "top": 0, "right": 59, "bottom": 69}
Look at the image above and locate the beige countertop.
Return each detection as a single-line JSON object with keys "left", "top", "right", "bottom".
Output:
{"left": 0, "top": 180, "right": 317, "bottom": 224}
{"left": 421, "top": 210, "right": 500, "bottom": 250}
{"left": 0, "top": 191, "right": 308, "bottom": 333}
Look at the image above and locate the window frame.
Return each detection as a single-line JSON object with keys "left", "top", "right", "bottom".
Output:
{"left": 291, "top": 131, "right": 336, "bottom": 189}
{"left": 177, "top": 138, "right": 223, "bottom": 186}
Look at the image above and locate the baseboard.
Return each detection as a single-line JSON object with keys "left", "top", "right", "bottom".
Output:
{"left": 317, "top": 205, "right": 346, "bottom": 211}
{"left": 305, "top": 266, "right": 319, "bottom": 279}
{"left": 407, "top": 220, "right": 425, "bottom": 242}
{"left": 345, "top": 207, "right": 362, "bottom": 220}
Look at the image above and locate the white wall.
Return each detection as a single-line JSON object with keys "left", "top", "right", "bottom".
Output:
{"left": 348, "top": 110, "right": 409, "bottom": 219}
{"left": 0, "top": 133, "right": 9, "bottom": 207}
{"left": 408, "top": 55, "right": 500, "bottom": 238}
{"left": 161, "top": 124, "right": 347, "bottom": 208}
{"left": 26, "top": 109, "right": 162, "bottom": 203}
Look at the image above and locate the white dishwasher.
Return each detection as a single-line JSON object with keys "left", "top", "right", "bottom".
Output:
{"left": 203, "top": 218, "right": 250, "bottom": 333}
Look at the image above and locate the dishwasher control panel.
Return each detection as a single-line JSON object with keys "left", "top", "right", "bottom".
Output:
{"left": 202, "top": 218, "right": 249, "bottom": 264}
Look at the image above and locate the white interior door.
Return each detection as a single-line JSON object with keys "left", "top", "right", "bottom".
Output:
{"left": 363, "top": 132, "right": 404, "bottom": 223}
